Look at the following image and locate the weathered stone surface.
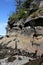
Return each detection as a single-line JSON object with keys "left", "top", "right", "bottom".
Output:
{"left": 0, "top": 1, "right": 43, "bottom": 56}
{"left": 0, "top": 29, "right": 43, "bottom": 55}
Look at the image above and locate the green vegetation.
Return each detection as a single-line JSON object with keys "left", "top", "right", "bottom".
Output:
{"left": 8, "top": 0, "right": 31, "bottom": 23}
{"left": 8, "top": 0, "right": 43, "bottom": 26}
{"left": 22, "top": 0, "right": 31, "bottom": 8}
{"left": 8, "top": 8, "right": 29, "bottom": 23}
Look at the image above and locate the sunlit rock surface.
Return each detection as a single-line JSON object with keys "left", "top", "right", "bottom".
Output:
{"left": 0, "top": 26, "right": 43, "bottom": 55}
{"left": 0, "top": 56, "right": 33, "bottom": 65}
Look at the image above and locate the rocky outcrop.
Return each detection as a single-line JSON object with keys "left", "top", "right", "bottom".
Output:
{"left": 0, "top": 28, "right": 43, "bottom": 55}
{"left": 0, "top": 1, "right": 43, "bottom": 56}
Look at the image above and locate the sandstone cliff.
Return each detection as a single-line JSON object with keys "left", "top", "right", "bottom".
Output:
{"left": 0, "top": 0, "right": 43, "bottom": 55}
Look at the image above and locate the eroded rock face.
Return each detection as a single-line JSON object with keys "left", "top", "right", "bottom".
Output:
{"left": 5, "top": 13, "right": 43, "bottom": 56}
{"left": 30, "top": 0, "right": 43, "bottom": 9}
{"left": 0, "top": 26, "right": 43, "bottom": 55}
{"left": 39, "top": 0, "right": 43, "bottom": 8}
{"left": 1, "top": 1, "right": 43, "bottom": 56}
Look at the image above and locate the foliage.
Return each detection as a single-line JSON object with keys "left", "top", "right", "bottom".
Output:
{"left": 8, "top": 7, "right": 29, "bottom": 23}
{"left": 22, "top": 0, "right": 31, "bottom": 8}
{"left": 8, "top": 0, "right": 40, "bottom": 24}
{"left": 16, "top": 0, "right": 23, "bottom": 12}
{"left": 18, "top": 8, "right": 29, "bottom": 19}
{"left": 8, "top": 13, "right": 19, "bottom": 22}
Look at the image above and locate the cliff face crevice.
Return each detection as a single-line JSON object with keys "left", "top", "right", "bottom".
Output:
{"left": 0, "top": 0, "right": 43, "bottom": 55}
{"left": 4, "top": 2, "right": 43, "bottom": 55}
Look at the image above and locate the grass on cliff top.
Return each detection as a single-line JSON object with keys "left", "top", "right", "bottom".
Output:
{"left": 8, "top": 8, "right": 29, "bottom": 23}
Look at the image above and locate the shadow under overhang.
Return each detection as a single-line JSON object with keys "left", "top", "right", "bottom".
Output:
{"left": 24, "top": 17, "right": 43, "bottom": 27}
